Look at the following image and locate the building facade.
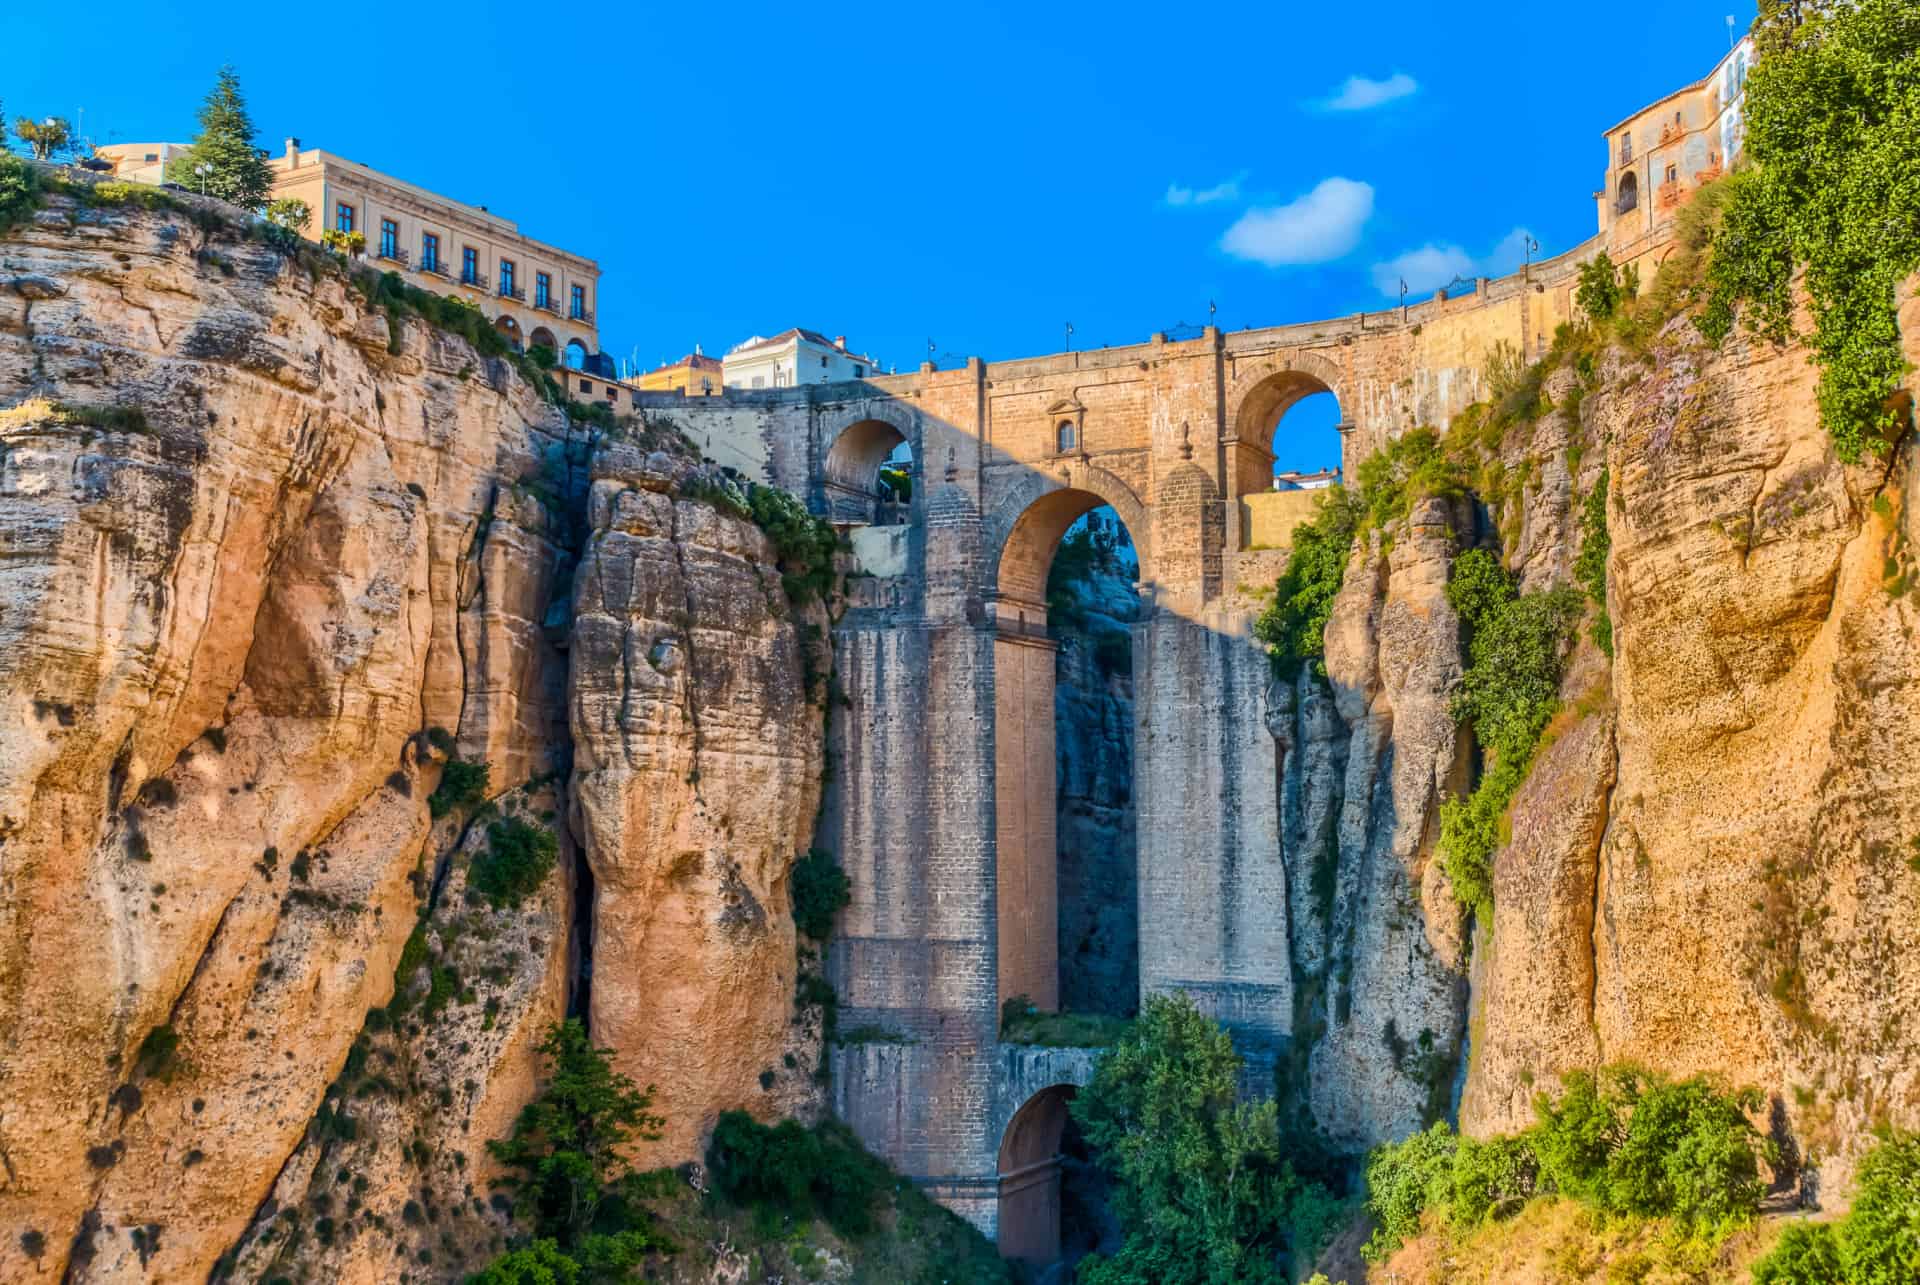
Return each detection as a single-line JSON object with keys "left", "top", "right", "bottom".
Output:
{"left": 637, "top": 351, "right": 724, "bottom": 396}
{"left": 722, "top": 329, "right": 881, "bottom": 390}
{"left": 97, "top": 138, "right": 603, "bottom": 365}
{"left": 1596, "top": 34, "right": 1754, "bottom": 250}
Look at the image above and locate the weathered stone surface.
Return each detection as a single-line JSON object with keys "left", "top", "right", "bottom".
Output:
{"left": 569, "top": 470, "right": 828, "bottom": 1164}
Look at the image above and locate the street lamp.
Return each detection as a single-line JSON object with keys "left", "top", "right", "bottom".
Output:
{"left": 194, "top": 162, "right": 212, "bottom": 196}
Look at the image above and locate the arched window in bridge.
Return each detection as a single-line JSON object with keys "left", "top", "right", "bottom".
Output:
{"left": 1056, "top": 420, "right": 1076, "bottom": 453}
{"left": 1616, "top": 171, "right": 1639, "bottom": 215}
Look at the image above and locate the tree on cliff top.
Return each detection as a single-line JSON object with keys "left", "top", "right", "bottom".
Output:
{"left": 183, "top": 66, "right": 273, "bottom": 210}
{"left": 1700, "top": 0, "right": 1920, "bottom": 460}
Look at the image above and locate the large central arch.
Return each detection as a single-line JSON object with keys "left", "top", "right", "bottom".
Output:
{"left": 988, "top": 472, "right": 1147, "bottom": 1013}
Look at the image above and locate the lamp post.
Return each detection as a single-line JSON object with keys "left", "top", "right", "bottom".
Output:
{"left": 194, "top": 162, "right": 212, "bottom": 197}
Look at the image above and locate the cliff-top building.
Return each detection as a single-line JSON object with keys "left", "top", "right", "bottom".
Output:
{"left": 638, "top": 350, "right": 724, "bottom": 396}
{"left": 96, "top": 138, "right": 604, "bottom": 367}
{"left": 1597, "top": 33, "right": 1753, "bottom": 253}
{"left": 722, "top": 329, "right": 880, "bottom": 390}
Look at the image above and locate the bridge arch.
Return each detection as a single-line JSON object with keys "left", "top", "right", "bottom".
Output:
{"left": 996, "top": 1084, "right": 1079, "bottom": 1265}
{"left": 821, "top": 403, "right": 917, "bottom": 525}
{"left": 1227, "top": 357, "right": 1349, "bottom": 548}
{"left": 984, "top": 463, "right": 1151, "bottom": 624}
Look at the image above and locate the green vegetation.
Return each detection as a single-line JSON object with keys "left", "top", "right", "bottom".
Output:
{"left": 790, "top": 847, "right": 850, "bottom": 941}
{"left": 706, "top": 1113, "right": 891, "bottom": 1238}
{"left": 470, "top": 818, "right": 559, "bottom": 909}
{"left": 1749, "top": 1131, "right": 1920, "bottom": 1284}
{"left": 998, "top": 995, "right": 1132, "bottom": 1048}
{"left": 1438, "top": 550, "right": 1582, "bottom": 916}
{"left": 429, "top": 757, "right": 490, "bottom": 818}
{"left": 0, "top": 153, "right": 36, "bottom": 234}
{"left": 1574, "top": 250, "right": 1639, "bottom": 322}
{"left": 12, "top": 115, "right": 71, "bottom": 162}
{"left": 181, "top": 66, "right": 274, "bottom": 210}
{"left": 1252, "top": 486, "right": 1362, "bottom": 680}
{"left": 748, "top": 483, "right": 841, "bottom": 605}
{"left": 1070, "top": 993, "right": 1348, "bottom": 1284}
{"left": 134, "top": 1024, "right": 182, "bottom": 1081}
{"left": 1363, "top": 1066, "right": 1775, "bottom": 1262}
{"left": 473, "top": 1020, "right": 673, "bottom": 1282}
{"left": 1574, "top": 468, "right": 1613, "bottom": 656}
{"left": 1699, "top": 0, "right": 1920, "bottom": 461}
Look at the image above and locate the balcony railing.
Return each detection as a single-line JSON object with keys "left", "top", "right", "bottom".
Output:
{"left": 500, "top": 285, "right": 527, "bottom": 302}
{"left": 534, "top": 294, "right": 552, "bottom": 312}
{"left": 569, "top": 307, "right": 594, "bottom": 324}
{"left": 418, "top": 258, "right": 448, "bottom": 278}
{"left": 459, "top": 272, "right": 486, "bottom": 289}
{"left": 377, "top": 247, "right": 410, "bottom": 266}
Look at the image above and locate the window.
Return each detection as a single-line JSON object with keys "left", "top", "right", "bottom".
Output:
{"left": 820, "top": 355, "right": 829, "bottom": 368}
{"left": 499, "top": 258, "right": 516, "bottom": 296}
{"left": 569, "top": 284, "right": 586, "bottom": 319}
{"left": 1665, "top": 163, "right": 1678, "bottom": 184}
{"left": 535, "top": 271, "right": 551, "bottom": 309}
{"left": 1057, "top": 420, "right": 1077, "bottom": 452}
{"left": 462, "top": 246, "right": 481, "bottom": 286}
{"left": 1616, "top": 171, "right": 1639, "bottom": 214}
{"left": 579, "top": 379, "right": 593, "bottom": 393}
{"left": 421, "top": 232, "right": 440, "bottom": 272}
{"left": 379, "top": 218, "right": 398, "bottom": 259}
{"left": 1619, "top": 133, "right": 1633, "bottom": 164}
{"left": 853, "top": 365, "right": 865, "bottom": 378}
{"left": 335, "top": 202, "right": 355, "bottom": 234}
{"left": 144, "top": 152, "right": 158, "bottom": 163}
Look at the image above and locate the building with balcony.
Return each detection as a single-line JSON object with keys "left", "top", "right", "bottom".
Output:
{"left": 95, "top": 138, "right": 603, "bottom": 366}
{"left": 637, "top": 350, "right": 724, "bottom": 396}
{"left": 1596, "top": 33, "right": 1753, "bottom": 249}
{"left": 721, "top": 329, "right": 881, "bottom": 390}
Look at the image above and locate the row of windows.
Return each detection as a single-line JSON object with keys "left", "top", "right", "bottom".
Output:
{"left": 333, "top": 201, "right": 590, "bottom": 319}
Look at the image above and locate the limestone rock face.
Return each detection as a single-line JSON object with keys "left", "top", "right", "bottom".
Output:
{"left": 569, "top": 447, "right": 828, "bottom": 1163}
{"left": 0, "top": 198, "right": 826, "bottom": 1281}
{"left": 1295, "top": 494, "right": 1472, "bottom": 1148}
{"left": 1457, "top": 305, "right": 1920, "bottom": 1188}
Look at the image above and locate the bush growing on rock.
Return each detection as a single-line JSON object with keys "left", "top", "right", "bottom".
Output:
{"left": 706, "top": 1112, "right": 890, "bottom": 1238}
{"left": 429, "top": 757, "right": 489, "bottom": 818}
{"left": 1751, "top": 1130, "right": 1920, "bottom": 1284}
{"left": 790, "top": 847, "right": 850, "bottom": 941}
{"left": 471, "top": 818, "right": 558, "bottom": 909}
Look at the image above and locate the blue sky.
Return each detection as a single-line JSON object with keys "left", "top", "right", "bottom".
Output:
{"left": 5, "top": 1, "right": 1745, "bottom": 470}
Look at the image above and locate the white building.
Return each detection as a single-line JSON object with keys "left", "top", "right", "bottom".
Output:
{"left": 722, "top": 328, "right": 881, "bottom": 389}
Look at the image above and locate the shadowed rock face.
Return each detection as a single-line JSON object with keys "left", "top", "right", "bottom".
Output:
{"left": 1051, "top": 537, "right": 1140, "bottom": 1017}
{"left": 0, "top": 197, "right": 827, "bottom": 1282}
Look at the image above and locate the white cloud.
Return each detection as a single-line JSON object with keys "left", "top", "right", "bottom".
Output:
{"left": 1371, "top": 226, "right": 1537, "bottom": 298}
{"left": 1220, "top": 178, "right": 1375, "bottom": 267}
{"left": 1323, "top": 72, "right": 1419, "bottom": 112}
{"left": 1165, "top": 173, "right": 1245, "bottom": 207}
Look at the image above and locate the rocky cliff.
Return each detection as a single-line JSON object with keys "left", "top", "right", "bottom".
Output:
{"left": 0, "top": 193, "right": 826, "bottom": 1281}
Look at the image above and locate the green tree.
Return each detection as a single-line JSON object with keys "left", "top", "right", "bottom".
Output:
{"left": 467, "top": 1239, "right": 582, "bottom": 1285}
{"left": 1071, "top": 993, "right": 1327, "bottom": 1285}
{"left": 1575, "top": 251, "right": 1623, "bottom": 321}
{"left": 13, "top": 116, "right": 70, "bottom": 162}
{"left": 1253, "top": 486, "right": 1362, "bottom": 680}
{"left": 1837, "top": 1131, "right": 1920, "bottom": 1284}
{"left": 182, "top": 66, "right": 274, "bottom": 210}
{"left": 485, "top": 1020, "right": 671, "bottom": 1273}
{"left": 262, "top": 197, "right": 310, "bottom": 253}
{"left": 1701, "top": 0, "right": 1920, "bottom": 460}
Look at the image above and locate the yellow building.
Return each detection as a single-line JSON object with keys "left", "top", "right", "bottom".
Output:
{"left": 1596, "top": 34, "right": 1753, "bottom": 254}
{"left": 637, "top": 351, "right": 724, "bottom": 396}
{"left": 96, "top": 138, "right": 603, "bottom": 365}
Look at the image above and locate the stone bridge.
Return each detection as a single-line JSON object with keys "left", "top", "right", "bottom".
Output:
{"left": 639, "top": 242, "right": 1598, "bottom": 1261}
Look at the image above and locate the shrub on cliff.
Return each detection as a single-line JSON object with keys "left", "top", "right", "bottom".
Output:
{"left": 1699, "top": 0, "right": 1920, "bottom": 461}
{"left": 790, "top": 847, "right": 850, "bottom": 941}
{"left": 480, "top": 1020, "right": 672, "bottom": 1277}
{"left": 748, "top": 484, "right": 840, "bottom": 604}
{"left": 471, "top": 818, "right": 558, "bottom": 909}
{"left": 1438, "top": 550, "right": 1582, "bottom": 915}
{"left": 1072, "top": 992, "right": 1344, "bottom": 1284}
{"left": 429, "top": 757, "right": 489, "bottom": 818}
{"left": 1254, "top": 485, "right": 1362, "bottom": 681}
{"left": 1752, "top": 1130, "right": 1920, "bottom": 1284}
{"left": 706, "top": 1113, "right": 889, "bottom": 1238}
{"left": 0, "top": 153, "right": 40, "bottom": 235}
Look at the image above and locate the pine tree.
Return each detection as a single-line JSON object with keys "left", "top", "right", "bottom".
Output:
{"left": 184, "top": 66, "right": 273, "bottom": 210}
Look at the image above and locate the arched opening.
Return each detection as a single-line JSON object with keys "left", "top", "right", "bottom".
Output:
{"left": 493, "top": 314, "right": 523, "bottom": 352}
{"left": 823, "top": 418, "right": 913, "bottom": 526}
{"left": 1233, "top": 370, "right": 1345, "bottom": 550}
{"left": 993, "top": 488, "right": 1141, "bottom": 1023}
{"left": 563, "top": 339, "right": 588, "bottom": 371}
{"left": 997, "top": 1086, "right": 1110, "bottom": 1270}
{"left": 528, "top": 325, "right": 558, "bottom": 361}
{"left": 1616, "top": 171, "right": 1639, "bottom": 215}
{"left": 1056, "top": 419, "right": 1077, "bottom": 453}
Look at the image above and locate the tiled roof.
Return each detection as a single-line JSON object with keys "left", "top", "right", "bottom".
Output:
{"left": 725, "top": 328, "right": 876, "bottom": 363}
